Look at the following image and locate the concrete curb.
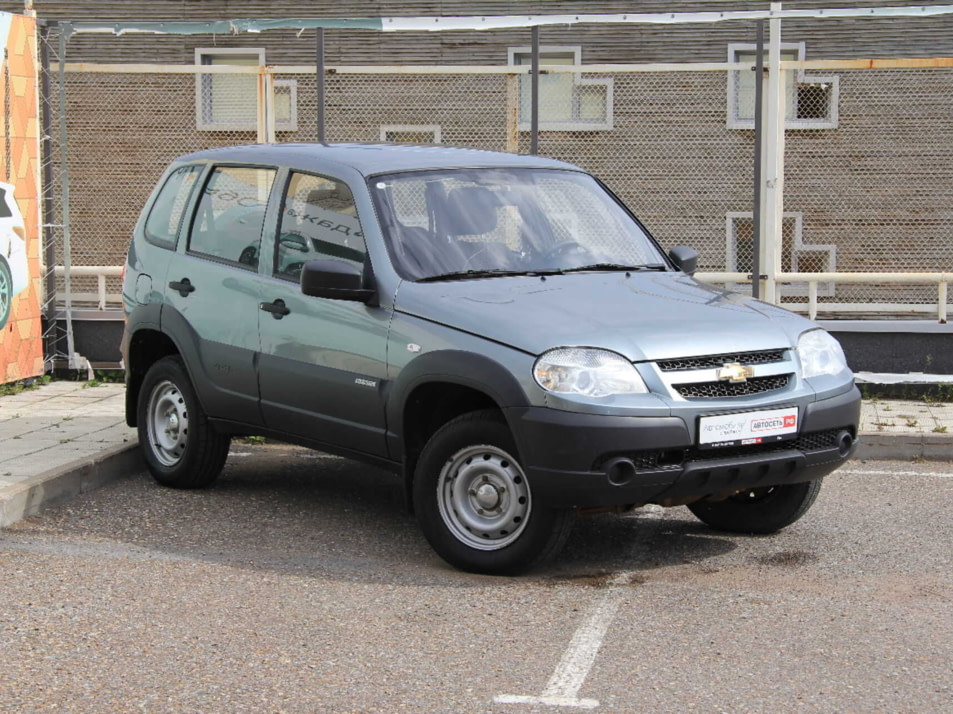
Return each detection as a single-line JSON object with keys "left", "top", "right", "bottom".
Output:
{"left": 855, "top": 433, "right": 953, "bottom": 462}
{"left": 0, "top": 441, "right": 144, "bottom": 528}
{"left": 0, "top": 431, "right": 948, "bottom": 530}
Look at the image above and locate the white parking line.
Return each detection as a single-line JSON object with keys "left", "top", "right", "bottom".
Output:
{"left": 494, "top": 572, "right": 634, "bottom": 709}
{"left": 839, "top": 468, "right": 953, "bottom": 478}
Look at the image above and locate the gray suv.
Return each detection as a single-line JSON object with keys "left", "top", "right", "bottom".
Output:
{"left": 122, "top": 144, "right": 860, "bottom": 574}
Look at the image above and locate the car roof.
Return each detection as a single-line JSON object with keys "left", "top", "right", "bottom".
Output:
{"left": 175, "top": 143, "right": 583, "bottom": 177}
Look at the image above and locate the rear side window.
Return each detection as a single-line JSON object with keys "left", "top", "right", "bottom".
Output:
{"left": 274, "top": 172, "right": 366, "bottom": 282}
{"left": 189, "top": 165, "right": 276, "bottom": 269}
{"left": 144, "top": 165, "right": 202, "bottom": 248}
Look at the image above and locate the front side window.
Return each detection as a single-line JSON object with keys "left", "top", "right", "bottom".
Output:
{"left": 144, "top": 165, "right": 202, "bottom": 248}
{"left": 274, "top": 173, "right": 366, "bottom": 282}
{"left": 371, "top": 168, "right": 665, "bottom": 281}
{"left": 189, "top": 165, "right": 276, "bottom": 268}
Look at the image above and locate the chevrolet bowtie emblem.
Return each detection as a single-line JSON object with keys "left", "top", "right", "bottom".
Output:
{"left": 717, "top": 362, "right": 755, "bottom": 383}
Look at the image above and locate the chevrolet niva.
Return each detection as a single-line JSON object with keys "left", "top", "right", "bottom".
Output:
{"left": 122, "top": 144, "right": 860, "bottom": 574}
{"left": 0, "top": 181, "right": 29, "bottom": 331}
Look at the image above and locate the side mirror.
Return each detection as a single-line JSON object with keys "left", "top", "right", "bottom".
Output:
{"left": 300, "top": 260, "right": 375, "bottom": 303}
{"left": 668, "top": 245, "right": 698, "bottom": 276}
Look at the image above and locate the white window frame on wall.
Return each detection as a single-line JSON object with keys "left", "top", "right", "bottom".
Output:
{"left": 726, "top": 211, "right": 837, "bottom": 297}
{"left": 507, "top": 45, "right": 613, "bottom": 131}
{"left": 380, "top": 124, "right": 442, "bottom": 144}
{"left": 195, "top": 47, "right": 264, "bottom": 131}
{"left": 273, "top": 79, "right": 299, "bottom": 132}
{"left": 727, "top": 42, "right": 839, "bottom": 130}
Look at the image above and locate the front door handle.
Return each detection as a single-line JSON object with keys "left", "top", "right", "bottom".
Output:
{"left": 260, "top": 299, "right": 291, "bottom": 319}
{"left": 168, "top": 278, "right": 195, "bottom": 297}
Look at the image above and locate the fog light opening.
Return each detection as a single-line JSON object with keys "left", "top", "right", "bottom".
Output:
{"left": 836, "top": 430, "right": 853, "bottom": 458}
{"left": 605, "top": 457, "right": 637, "bottom": 487}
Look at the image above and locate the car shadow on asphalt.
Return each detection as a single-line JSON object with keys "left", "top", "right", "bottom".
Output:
{"left": 11, "top": 444, "right": 742, "bottom": 587}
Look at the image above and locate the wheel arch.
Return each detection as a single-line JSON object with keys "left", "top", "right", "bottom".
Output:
{"left": 124, "top": 327, "right": 182, "bottom": 427}
{"left": 386, "top": 350, "right": 531, "bottom": 509}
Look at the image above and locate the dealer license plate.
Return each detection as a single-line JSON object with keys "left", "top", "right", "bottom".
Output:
{"left": 698, "top": 407, "right": 799, "bottom": 449}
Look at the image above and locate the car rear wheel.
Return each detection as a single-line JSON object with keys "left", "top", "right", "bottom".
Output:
{"left": 0, "top": 259, "right": 12, "bottom": 331}
{"left": 138, "top": 355, "right": 230, "bottom": 489}
{"left": 687, "top": 479, "right": 823, "bottom": 534}
{"left": 413, "top": 410, "right": 573, "bottom": 575}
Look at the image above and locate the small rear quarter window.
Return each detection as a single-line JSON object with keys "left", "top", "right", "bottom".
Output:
{"left": 144, "top": 165, "right": 202, "bottom": 249}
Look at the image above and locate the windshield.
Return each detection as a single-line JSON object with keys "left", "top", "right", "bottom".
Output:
{"left": 369, "top": 168, "right": 668, "bottom": 281}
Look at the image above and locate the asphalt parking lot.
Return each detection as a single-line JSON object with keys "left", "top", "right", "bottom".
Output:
{"left": 2, "top": 445, "right": 952, "bottom": 713}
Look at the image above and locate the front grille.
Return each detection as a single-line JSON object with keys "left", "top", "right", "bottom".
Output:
{"left": 674, "top": 374, "right": 791, "bottom": 399}
{"left": 657, "top": 349, "right": 786, "bottom": 372}
{"left": 596, "top": 428, "right": 850, "bottom": 472}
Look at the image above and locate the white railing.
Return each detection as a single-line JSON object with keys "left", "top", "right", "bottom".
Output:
{"left": 55, "top": 265, "right": 950, "bottom": 324}
{"left": 698, "top": 272, "right": 951, "bottom": 323}
{"left": 53, "top": 265, "right": 122, "bottom": 310}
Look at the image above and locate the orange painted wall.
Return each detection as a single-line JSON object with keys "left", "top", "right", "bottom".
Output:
{"left": 0, "top": 13, "right": 43, "bottom": 384}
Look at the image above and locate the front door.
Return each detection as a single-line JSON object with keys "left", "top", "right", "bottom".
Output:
{"left": 257, "top": 171, "right": 390, "bottom": 456}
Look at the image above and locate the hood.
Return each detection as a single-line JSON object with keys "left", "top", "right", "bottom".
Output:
{"left": 394, "top": 272, "right": 814, "bottom": 362}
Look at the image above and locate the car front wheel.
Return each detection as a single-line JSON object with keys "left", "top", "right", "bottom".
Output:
{"left": 137, "top": 355, "right": 230, "bottom": 489}
{"left": 413, "top": 410, "right": 573, "bottom": 575}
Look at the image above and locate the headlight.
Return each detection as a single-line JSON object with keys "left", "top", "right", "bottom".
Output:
{"left": 533, "top": 348, "right": 648, "bottom": 398}
{"left": 797, "top": 329, "right": 848, "bottom": 378}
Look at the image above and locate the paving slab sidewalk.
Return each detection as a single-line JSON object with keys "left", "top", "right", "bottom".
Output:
{"left": 0, "top": 380, "right": 950, "bottom": 528}
{"left": 0, "top": 381, "right": 140, "bottom": 527}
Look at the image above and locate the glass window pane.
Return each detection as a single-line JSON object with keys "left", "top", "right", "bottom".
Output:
{"left": 372, "top": 168, "right": 664, "bottom": 281}
{"left": 200, "top": 53, "right": 259, "bottom": 126}
{"left": 189, "top": 166, "right": 275, "bottom": 267}
{"left": 145, "top": 165, "right": 202, "bottom": 248}
{"left": 735, "top": 50, "right": 798, "bottom": 121}
{"left": 275, "top": 173, "right": 366, "bottom": 282}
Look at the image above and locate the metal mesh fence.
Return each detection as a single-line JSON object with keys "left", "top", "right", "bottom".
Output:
{"left": 36, "top": 27, "right": 953, "bottom": 319}
{"left": 46, "top": 67, "right": 258, "bottom": 305}
{"left": 534, "top": 70, "right": 754, "bottom": 272}
{"left": 784, "top": 67, "right": 953, "bottom": 307}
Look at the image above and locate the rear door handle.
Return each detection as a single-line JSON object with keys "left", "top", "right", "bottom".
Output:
{"left": 260, "top": 299, "right": 291, "bottom": 319}
{"left": 168, "top": 278, "right": 195, "bottom": 297}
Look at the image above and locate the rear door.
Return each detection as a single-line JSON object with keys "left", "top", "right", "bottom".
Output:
{"left": 257, "top": 171, "right": 390, "bottom": 456}
{"left": 163, "top": 164, "right": 278, "bottom": 425}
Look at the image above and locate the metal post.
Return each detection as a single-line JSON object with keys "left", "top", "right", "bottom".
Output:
{"left": 3, "top": 49, "right": 10, "bottom": 181}
{"left": 264, "top": 70, "right": 276, "bottom": 143}
{"left": 530, "top": 25, "right": 539, "bottom": 155}
{"left": 57, "top": 29, "right": 76, "bottom": 369}
{"left": 255, "top": 69, "right": 267, "bottom": 143}
{"left": 762, "top": 1, "right": 786, "bottom": 305}
{"left": 316, "top": 27, "right": 326, "bottom": 143}
{"left": 751, "top": 20, "right": 765, "bottom": 300}
{"left": 39, "top": 24, "right": 57, "bottom": 330}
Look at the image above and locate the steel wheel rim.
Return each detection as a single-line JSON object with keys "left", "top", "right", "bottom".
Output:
{"left": 437, "top": 444, "right": 531, "bottom": 551}
{"left": 146, "top": 379, "right": 189, "bottom": 467}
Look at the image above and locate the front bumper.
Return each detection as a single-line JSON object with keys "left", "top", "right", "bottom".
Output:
{"left": 507, "top": 385, "right": 861, "bottom": 508}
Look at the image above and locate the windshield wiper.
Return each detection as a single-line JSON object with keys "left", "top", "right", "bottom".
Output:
{"left": 562, "top": 263, "right": 668, "bottom": 274}
{"left": 416, "top": 268, "right": 557, "bottom": 283}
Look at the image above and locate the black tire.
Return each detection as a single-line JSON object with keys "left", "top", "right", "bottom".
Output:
{"left": 413, "top": 410, "right": 573, "bottom": 575}
{"left": 0, "top": 258, "right": 12, "bottom": 331}
{"left": 137, "top": 355, "right": 230, "bottom": 489}
{"left": 687, "top": 479, "right": 823, "bottom": 535}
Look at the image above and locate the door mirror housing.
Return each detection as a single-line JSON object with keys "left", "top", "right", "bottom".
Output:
{"left": 300, "top": 260, "right": 375, "bottom": 303}
{"left": 668, "top": 245, "right": 698, "bottom": 276}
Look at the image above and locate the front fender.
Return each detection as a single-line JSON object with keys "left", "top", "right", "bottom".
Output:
{"left": 385, "top": 349, "right": 530, "bottom": 458}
